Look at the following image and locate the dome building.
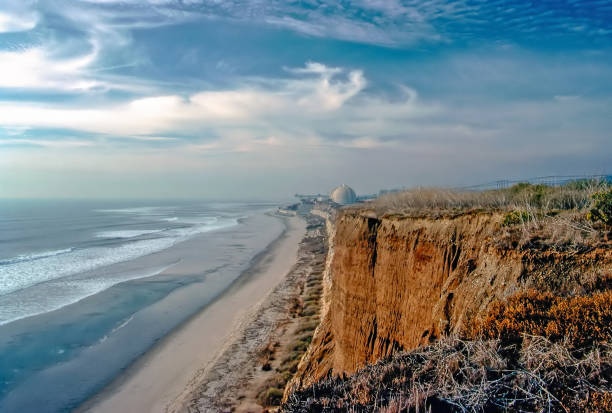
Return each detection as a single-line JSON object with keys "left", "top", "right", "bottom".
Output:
{"left": 330, "top": 184, "right": 357, "bottom": 205}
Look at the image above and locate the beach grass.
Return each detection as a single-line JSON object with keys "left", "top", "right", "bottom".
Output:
{"left": 257, "top": 244, "right": 325, "bottom": 408}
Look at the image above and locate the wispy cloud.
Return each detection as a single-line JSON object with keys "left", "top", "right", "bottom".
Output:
{"left": 0, "top": 63, "right": 369, "bottom": 137}
{"left": 5, "top": 0, "right": 611, "bottom": 49}
{"left": 0, "top": 11, "right": 38, "bottom": 33}
{"left": 0, "top": 138, "right": 95, "bottom": 148}
{"left": 554, "top": 95, "right": 581, "bottom": 102}
{"left": 0, "top": 47, "right": 99, "bottom": 90}
{"left": 0, "top": 0, "right": 609, "bottom": 98}
{"left": 0, "top": 0, "right": 38, "bottom": 33}
{"left": 0, "top": 62, "right": 449, "bottom": 158}
{"left": 2, "top": 60, "right": 606, "bottom": 166}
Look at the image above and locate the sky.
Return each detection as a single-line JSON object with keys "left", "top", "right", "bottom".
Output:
{"left": 0, "top": 0, "right": 611, "bottom": 200}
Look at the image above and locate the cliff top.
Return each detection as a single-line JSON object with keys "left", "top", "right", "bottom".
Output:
{"left": 343, "top": 181, "right": 611, "bottom": 251}
{"left": 352, "top": 180, "right": 608, "bottom": 216}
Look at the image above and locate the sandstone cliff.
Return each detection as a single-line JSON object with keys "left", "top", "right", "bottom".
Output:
{"left": 289, "top": 209, "right": 611, "bottom": 391}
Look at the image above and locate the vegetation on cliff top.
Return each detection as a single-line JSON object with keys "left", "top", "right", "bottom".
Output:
{"left": 360, "top": 181, "right": 611, "bottom": 252}
{"left": 588, "top": 188, "right": 612, "bottom": 226}
{"left": 369, "top": 180, "right": 610, "bottom": 215}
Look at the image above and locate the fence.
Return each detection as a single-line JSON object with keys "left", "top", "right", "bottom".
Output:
{"left": 458, "top": 174, "right": 611, "bottom": 191}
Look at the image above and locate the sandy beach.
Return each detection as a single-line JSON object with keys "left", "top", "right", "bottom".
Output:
{"left": 178, "top": 210, "right": 329, "bottom": 413}
{"left": 79, "top": 214, "right": 306, "bottom": 413}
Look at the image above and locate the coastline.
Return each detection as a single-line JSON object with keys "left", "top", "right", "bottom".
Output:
{"left": 78, "top": 213, "right": 306, "bottom": 413}
{"left": 177, "top": 210, "right": 329, "bottom": 412}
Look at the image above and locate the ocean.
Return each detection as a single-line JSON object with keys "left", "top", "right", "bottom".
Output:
{"left": 0, "top": 199, "right": 285, "bottom": 412}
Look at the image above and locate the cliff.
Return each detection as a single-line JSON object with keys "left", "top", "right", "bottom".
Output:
{"left": 289, "top": 209, "right": 611, "bottom": 390}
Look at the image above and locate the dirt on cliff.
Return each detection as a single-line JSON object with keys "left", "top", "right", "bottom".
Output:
{"left": 288, "top": 209, "right": 611, "bottom": 394}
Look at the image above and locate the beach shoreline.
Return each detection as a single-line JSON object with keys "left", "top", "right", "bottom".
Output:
{"left": 78, "top": 213, "right": 306, "bottom": 413}
{"left": 177, "top": 210, "right": 329, "bottom": 413}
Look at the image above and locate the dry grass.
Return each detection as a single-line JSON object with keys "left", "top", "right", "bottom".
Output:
{"left": 491, "top": 210, "right": 609, "bottom": 252}
{"left": 284, "top": 289, "right": 612, "bottom": 412}
{"left": 283, "top": 336, "right": 611, "bottom": 412}
{"left": 370, "top": 181, "right": 609, "bottom": 215}
{"left": 364, "top": 181, "right": 611, "bottom": 252}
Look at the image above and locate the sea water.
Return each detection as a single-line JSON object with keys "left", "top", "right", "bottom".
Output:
{"left": 0, "top": 199, "right": 285, "bottom": 412}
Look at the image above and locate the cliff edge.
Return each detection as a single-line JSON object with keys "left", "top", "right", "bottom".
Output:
{"left": 289, "top": 207, "right": 611, "bottom": 392}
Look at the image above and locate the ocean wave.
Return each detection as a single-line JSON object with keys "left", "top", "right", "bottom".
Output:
{"left": 161, "top": 216, "right": 217, "bottom": 225}
{"left": 0, "top": 248, "right": 74, "bottom": 266}
{"left": 0, "top": 266, "right": 171, "bottom": 325}
{"left": 95, "top": 230, "right": 163, "bottom": 239}
{"left": 0, "top": 218, "right": 239, "bottom": 298}
{"left": 95, "top": 206, "right": 174, "bottom": 215}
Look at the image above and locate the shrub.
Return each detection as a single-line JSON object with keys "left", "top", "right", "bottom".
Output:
{"left": 260, "top": 387, "right": 284, "bottom": 406}
{"left": 471, "top": 289, "right": 556, "bottom": 343}
{"left": 547, "top": 292, "right": 612, "bottom": 347}
{"left": 369, "top": 179, "right": 609, "bottom": 216}
{"left": 502, "top": 210, "right": 534, "bottom": 226}
{"left": 471, "top": 289, "right": 612, "bottom": 348}
{"left": 582, "top": 391, "right": 612, "bottom": 412}
{"left": 508, "top": 183, "right": 550, "bottom": 208}
{"left": 291, "top": 340, "right": 310, "bottom": 352}
{"left": 280, "top": 358, "right": 300, "bottom": 374}
{"left": 295, "top": 319, "right": 319, "bottom": 334}
{"left": 283, "top": 337, "right": 612, "bottom": 412}
{"left": 587, "top": 188, "right": 612, "bottom": 226}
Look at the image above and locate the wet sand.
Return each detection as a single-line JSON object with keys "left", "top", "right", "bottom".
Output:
{"left": 79, "top": 214, "right": 306, "bottom": 413}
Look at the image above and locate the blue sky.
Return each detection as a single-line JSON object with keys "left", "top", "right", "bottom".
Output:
{"left": 0, "top": 0, "right": 611, "bottom": 199}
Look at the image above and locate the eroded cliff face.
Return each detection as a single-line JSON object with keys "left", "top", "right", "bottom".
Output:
{"left": 289, "top": 210, "right": 611, "bottom": 391}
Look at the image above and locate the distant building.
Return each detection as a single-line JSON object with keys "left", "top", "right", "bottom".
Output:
{"left": 330, "top": 184, "right": 357, "bottom": 205}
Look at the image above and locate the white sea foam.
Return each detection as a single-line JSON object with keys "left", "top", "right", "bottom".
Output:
{"left": 94, "top": 206, "right": 170, "bottom": 215}
{"left": 0, "top": 218, "right": 238, "bottom": 298}
{"left": 95, "top": 230, "right": 163, "bottom": 239}
{"left": 0, "top": 267, "right": 171, "bottom": 325}
{"left": 0, "top": 248, "right": 74, "bottom": 266}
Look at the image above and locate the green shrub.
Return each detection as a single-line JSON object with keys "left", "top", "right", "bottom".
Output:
{"left": 502, "top": 210, "right": 534, "bottom": 226}
{"left": 300, "top": 307, "right": 316, "bottom": 317}
{"left": 291, "top": 340, "right": 309, "bottom": 352}
{"left": 259, "top": 387, "right": 284, "bottom": 406}
{"left": 295, "top": 319, "right": 319, "bottom": 334}
{"left": 564, "top": 179, "right": 600, "bottom": 191}
{"left": 587, "top": 188, "right": 612, "bottom": 226}
{"left": 279, "top": 358, "right": 300, "bottom": 374}
{"left": 507, "top": 183, "right": 550, "bottom": 208}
